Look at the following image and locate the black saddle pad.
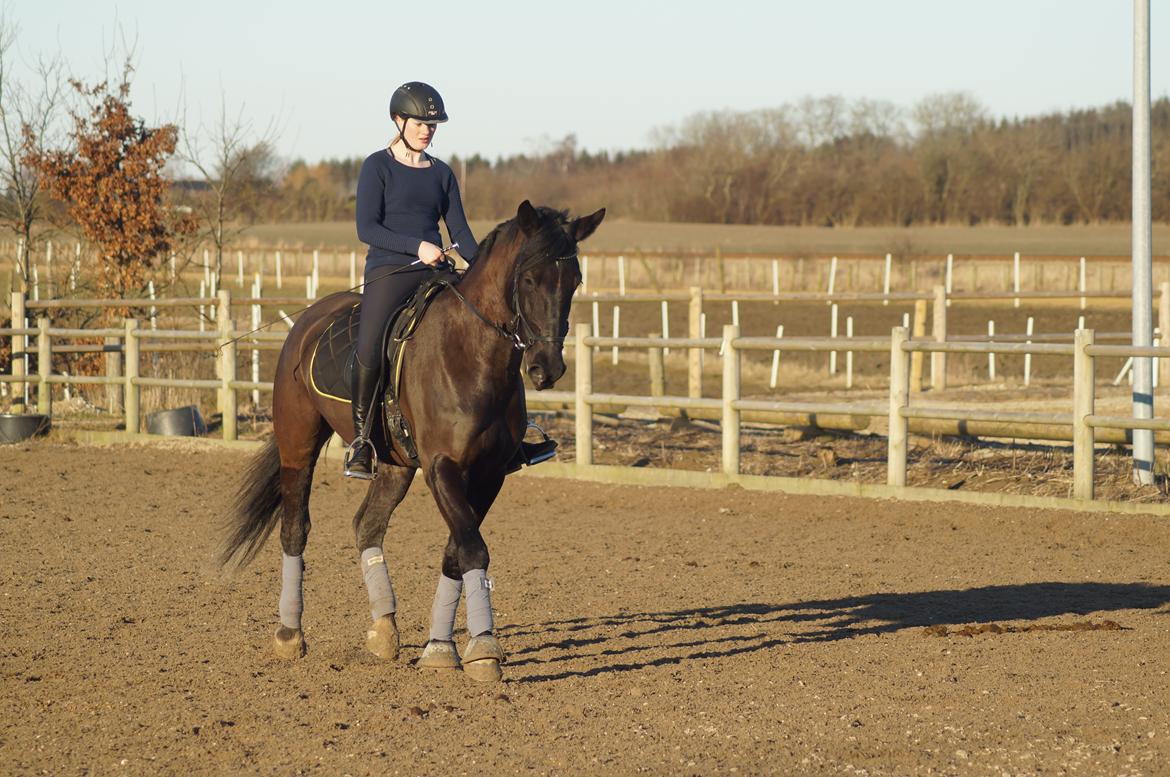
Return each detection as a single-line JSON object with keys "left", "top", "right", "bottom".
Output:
{"left": 309, "top": 303, "right": 361, "bottom": 403}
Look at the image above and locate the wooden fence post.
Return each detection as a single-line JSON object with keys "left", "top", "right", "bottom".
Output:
{"left": 36, "top": 317, "right": 50, "bottom": 414}
{"left": 124, "top": 319, "right": 140, "bottom": 434}
{"left": 721, "top": 325, "right": 741, "bottom": 476}
{"left": 888, "top": 326, "right": 910, "bottom": 487}
{"left": 688, "top": 286, "right": 703, "bottom": 399}
{"left": 909, "top": 299, "right": 927, "bottom": 393}
{"left": 11, "top": 291, "right": 26, "bottom": 406}
{"left": 217, "top": 289, "right": 237, "bottom": 440}
{"left": 648, "top": 333, "right": 665, "bottom": 400}
{"left": 104, "top": 333, "right": 122, "bottom": 414}
{"left": 1073, "top": 329, "right": 1096, "bottom": 500}
{"left": 931, "top": 285, "right": 947, "bottom": 390}
{"left": 574, "top": 323, "right": 592, "bottom": 467}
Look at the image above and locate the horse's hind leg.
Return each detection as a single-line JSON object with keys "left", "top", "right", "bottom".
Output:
{"left": 353, "top": 466, "right": 416, "bottom": 660}
{"left": 272, "top": 410, "right": 332, "bottom": 659}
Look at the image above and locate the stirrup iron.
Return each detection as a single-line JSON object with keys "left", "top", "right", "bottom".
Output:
{"left": 344, "top": 436, "right": 377, "bottom": 480}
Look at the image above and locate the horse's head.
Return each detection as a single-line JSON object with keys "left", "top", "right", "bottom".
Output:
{"left": 510, "top": 200, "right": 605, "bottom": 390}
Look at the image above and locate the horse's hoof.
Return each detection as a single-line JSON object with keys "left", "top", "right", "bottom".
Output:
{"left": 463, "top": 658, "right": 502, "bottom": 682}
{"left": 417, "top": 640, "right": 461, "bottom": 670}
{"left": 273, "top": 626, "right": 306, "bottom": 659}
{"left": 365, "top": 614, "right": 400, "bottom": 660}
{"left": 462, "top": 634, "right": 505, "bottom": 683}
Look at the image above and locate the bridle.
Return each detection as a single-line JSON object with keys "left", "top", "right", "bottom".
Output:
{"left": 442, "top": 249, "right": 578, "bottom": 352}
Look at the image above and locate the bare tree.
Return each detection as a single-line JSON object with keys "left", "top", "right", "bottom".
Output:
{"left": 177, "top": 93, "right": 279, "bottom": 280}
{"left": 0, "top": 14, "right": 64, "bottom": 290}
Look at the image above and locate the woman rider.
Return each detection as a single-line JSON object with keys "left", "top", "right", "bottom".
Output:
{"left": 347, "top": 81, "right": 477, "bottom": 478}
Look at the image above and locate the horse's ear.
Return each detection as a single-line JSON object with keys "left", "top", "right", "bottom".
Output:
{"left": 516, "top": 200, "right": 540, "bottom": 236}
{"left": 570, "top": 207, "right": 606, "bottom": 243}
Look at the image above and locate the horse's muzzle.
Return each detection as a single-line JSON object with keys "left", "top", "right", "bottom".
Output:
{"left": 526, "top": 360, "right": 563, "bottom": 391}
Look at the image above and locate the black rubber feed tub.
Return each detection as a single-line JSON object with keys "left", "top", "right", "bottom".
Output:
{"left": 146, "top": 406, "right": 207, "bottom": 437}
{"left": 0, "top": 413, "right": 51, "bottom": 444}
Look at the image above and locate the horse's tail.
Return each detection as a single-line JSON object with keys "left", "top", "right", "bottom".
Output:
{"left": 218, "top": 436, "right": 283, "bottom": 569}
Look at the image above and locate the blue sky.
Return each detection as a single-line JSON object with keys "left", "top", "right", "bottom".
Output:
{"left": 12, "top": 0, "right": 1168, "bottom": 164}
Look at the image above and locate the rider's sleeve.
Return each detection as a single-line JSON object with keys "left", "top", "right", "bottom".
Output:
{"left": 355, "top": 155, "right": 424, "bottom": 256}
{"left": 441, "top": 165, "right": 479, "bottom": 264}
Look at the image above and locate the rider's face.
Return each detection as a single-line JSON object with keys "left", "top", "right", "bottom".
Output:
{"left": 395, "top": 116, "right": 437, "bottom": 150}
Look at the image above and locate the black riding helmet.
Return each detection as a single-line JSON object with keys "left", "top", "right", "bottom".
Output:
{"left": 389, "top": 82, "right": 448, "bottom": 124}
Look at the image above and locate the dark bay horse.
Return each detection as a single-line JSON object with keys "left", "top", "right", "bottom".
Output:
{"left": 219, "top": 201, "right": 604, "bottom": 682}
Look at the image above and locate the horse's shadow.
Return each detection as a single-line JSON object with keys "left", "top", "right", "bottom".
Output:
{"left": 500, "top": 582, "right": 1170, "bottom": 683}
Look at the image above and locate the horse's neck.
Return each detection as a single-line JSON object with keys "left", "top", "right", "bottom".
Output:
{"left": 443, "top": 249, "right": 524, "bottom": 386}
{"left": 459, "top": 246, "right": 517, "bottom": 325}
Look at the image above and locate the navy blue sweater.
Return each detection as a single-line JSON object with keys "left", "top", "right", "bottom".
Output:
{"left": 355, "top": 149, "right": 478, "bottom": 267}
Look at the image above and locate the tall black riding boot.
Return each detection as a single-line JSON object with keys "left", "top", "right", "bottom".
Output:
{"left": 345, "top": 357, "right": 381, "bottom": 479}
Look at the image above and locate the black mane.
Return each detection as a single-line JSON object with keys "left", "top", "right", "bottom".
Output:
{"left": 473, "top": 206, "right": 572, "bottom": 264}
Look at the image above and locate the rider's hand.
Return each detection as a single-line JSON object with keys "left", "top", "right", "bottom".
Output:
{"left": 417, "top": 242, "right": 444, "bottom": 266}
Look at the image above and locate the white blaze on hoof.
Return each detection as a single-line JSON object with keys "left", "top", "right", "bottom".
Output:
{"left": 365, "top": 614, "right": 400, "bottom": 660}
{"left": 462, "top": 634, "right": 505, "bottom": 683}
{"left": 417, "top": 640, "right": 461, "bottom": 670}
{"left": 273, "top": 626, "right": 306, "bottom": 659}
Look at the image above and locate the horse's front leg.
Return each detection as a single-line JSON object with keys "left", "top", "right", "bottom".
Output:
{"left": 352, "top": 467, "right": 416, "bottom": 660}
{"left": 424, "top": 455, "right": 506, "bottom": 682}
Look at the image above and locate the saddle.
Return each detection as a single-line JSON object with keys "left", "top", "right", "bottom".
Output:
{"left": 309, "top": 268, "right": 460, "bottom": 467}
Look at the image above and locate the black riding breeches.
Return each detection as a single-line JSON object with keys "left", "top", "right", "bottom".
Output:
{"left": 355, "top": 263, "right": 430, "bottom": 369}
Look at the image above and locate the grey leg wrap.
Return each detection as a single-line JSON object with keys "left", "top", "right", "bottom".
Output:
{"left": 428, "top": 574, "right": 463, "bottom": 642}
{"left": 360, "top": 547, "right": 397, "bottom": 620}
{"left": 279, "top": 553, "right": 304, "bottom": 630}
{"left": 462, "top": 568, "right": 494, "bottom": 637}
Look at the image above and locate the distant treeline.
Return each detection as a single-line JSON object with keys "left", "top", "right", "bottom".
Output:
{"left": 247, "top": 94, "right": 1170, "bottom": 227}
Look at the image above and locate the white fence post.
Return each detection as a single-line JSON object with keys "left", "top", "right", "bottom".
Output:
{"left": 988, "top": 320, "right": 996, "bottom": 381}
{"left": 945, "top": 253, "right": 953, "bottom": 307}
{"left": 1079, "top": 256, "right": 1087, "bottom": 310}
{"left": 574, "top": 323, "right": 592, "bottom": 467}
{"left": 769, "top": 325, "right": 784, "bottom": 389}
{"left": 611, "top": 306, "right": 620, "bottom": 365}
{"left": 883, "top": 253, "right": 892, "bottom": 305}
{"left": 1013, "top": 251, "right": 1021, "bottom": 308}
{"left": 829, "top": 303, "right": 839, "bottom": 375}
{"left": 721, "top": 324, "right": 740, "bottom": 476}
{"left": 888, "top": 326, "right": 910, "bottom": 487}
{"left": 1073, "top": 329, "right": 1096, "bottom": 500}
{"left": 1023, "top": 316, "right": 1034, "bottom": 386}
{"left": 846, "top": 316, "right": 854, "bottom": 389}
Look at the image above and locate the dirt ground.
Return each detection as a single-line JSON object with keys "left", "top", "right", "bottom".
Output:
{"left": 3, "top": 441, "right": 1170, "bottom": 775}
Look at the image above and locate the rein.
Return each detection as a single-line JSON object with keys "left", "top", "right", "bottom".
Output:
{"left": 441, "top": 250, "right": 577, "bottom": 351}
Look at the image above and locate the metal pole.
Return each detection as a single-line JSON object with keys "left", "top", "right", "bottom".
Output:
{"left": 1132, "top": 0, "right": 1154, "bottom": 484}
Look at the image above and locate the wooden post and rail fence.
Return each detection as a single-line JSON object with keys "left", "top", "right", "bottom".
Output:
{"left": 4, "top": 288, "right": 1170, "bottom": 503}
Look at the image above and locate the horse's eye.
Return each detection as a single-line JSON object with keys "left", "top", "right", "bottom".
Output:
{"left": 521, "top": 276, "right": 536, "bottom": 289}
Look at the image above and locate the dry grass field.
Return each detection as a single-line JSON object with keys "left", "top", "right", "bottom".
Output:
{"left": 242, "top": 221, "right": 1170, "bottom": 258}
